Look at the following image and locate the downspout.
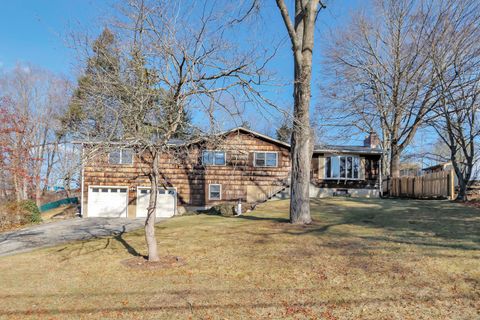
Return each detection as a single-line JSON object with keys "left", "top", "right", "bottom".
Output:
{"left": 379, "top": 153, "right": 383, "bottom": 198}
{"left": 80, "top": 143, "right": 85, "bottom": 218}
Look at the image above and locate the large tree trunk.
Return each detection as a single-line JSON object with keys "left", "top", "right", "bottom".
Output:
{"left": 290, "top": 56, "right": 313, "bottom": 224}
{"left": 276, "top": 0, "right": 320, "bottom": 224}
{"left": 146, "top": 151, "right": 160, "bottom": 262}
{"left": 451, "top": 155, "right": 472, "bottom": 202}
{"left": 456, "top": 178, "right": 467, "bottom": 201}
{"left": 390, "top": 144, "right": 401, "bottom": 178}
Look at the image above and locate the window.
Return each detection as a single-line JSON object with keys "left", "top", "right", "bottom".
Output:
{"left": 325, "top": 155, "right": 360, "bottom": 179}
{"left": 209, "top": 184, "right": 221, "bottom": 200}
{"left": 254, "top": 152, "right": 278, "bottom": 167}
{"left": 109, "top": 149, "right": 133, "bottom": 165}
{"left": 202, "top": 151, "right": 226, "bottom": 166}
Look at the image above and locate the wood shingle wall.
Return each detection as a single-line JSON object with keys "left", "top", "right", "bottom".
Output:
{"left": 82, "top": 131, "right": 291, "bottom": 216}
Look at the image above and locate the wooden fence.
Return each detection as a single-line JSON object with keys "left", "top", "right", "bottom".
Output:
{"left": 382, "top": 170, "right": 455, "bottom": 199}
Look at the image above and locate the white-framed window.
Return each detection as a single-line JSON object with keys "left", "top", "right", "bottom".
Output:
{"left": 208, "top": 184, "right": 222, "bottom": 200}
{"left": 91, "top": 187, "right": 128, "bottom": 193}
{"left": 254, "top": 151, "right": 278, "bottom": 167}
{"left": 202, "top": 150, "right": 226, "bottom": 166}
{"left": 325, "top": 155, "right": 360, "bottom": 179}
{"left": 139, "top": 187, "right": 176, "bottom": 195}
{"left": 109, "top": 149, "right": 133, "bottom": 165}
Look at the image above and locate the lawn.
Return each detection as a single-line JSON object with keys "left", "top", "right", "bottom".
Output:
{"left": 0, "top": 198, "right": 479, "bottom": 319}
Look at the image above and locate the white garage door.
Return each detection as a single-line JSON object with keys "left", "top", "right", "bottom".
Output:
{"left": 136, "top": 187, "right": 176, "bottom": 218}
{"left": 88, "top": 186, "right": 128, "bottom": 218}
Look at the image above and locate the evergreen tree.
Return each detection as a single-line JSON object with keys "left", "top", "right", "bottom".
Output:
{"left": 276, "top": 118, "right": 292, "bottom": 143}
{"left": 60, "top": 28, "right": 120, "bottom": 138}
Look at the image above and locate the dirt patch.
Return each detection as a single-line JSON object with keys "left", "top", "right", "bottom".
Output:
{"left": 121, "top": 255, "right": 186, "bottom": 270}
{"left": 42, "top": 204, "right": 78, "bottom": 220}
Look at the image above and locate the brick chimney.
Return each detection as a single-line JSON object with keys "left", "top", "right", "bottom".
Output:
{"left": 364, "top": 132, "right": 380, "bottom": 148}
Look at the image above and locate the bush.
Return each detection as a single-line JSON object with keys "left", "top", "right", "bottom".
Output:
{"left": 0, "top": 200, "right": 42, "bottom": 231}
{"left": 207, "top": 203, "right": 236, "bottom": 217}
{"left": 20, "top": 200, "right": 42, "bottom": 223}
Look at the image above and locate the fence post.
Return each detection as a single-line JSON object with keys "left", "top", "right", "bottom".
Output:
{"left": 411, "top": 177, "right": 414, "bottom": 197}
{"left": 449, "top": 169, "right": 455, "bottom": 200}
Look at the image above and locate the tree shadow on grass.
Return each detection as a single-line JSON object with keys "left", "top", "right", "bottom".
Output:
{"left": 113, "top": 226, "right": 144, "bottom": 258}
{"left": 234, "top": 198, "right": 480, "bottom": 251}
{"left": 54, "top": 225, "right": 145, "bottom": 261}
{"left": 279, "top": 198, "right": 480, "bottom": 251}
{"left": 234, "top": 215, "right": 289, "bottom": 223}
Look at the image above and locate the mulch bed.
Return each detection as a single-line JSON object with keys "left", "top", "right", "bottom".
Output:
{"left": 121, "top": 255, "right": 186, "bottom": 270}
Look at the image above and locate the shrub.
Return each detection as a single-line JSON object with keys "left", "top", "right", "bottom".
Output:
{"left": 0, "top": 200, "right": 42, "bottom": 231}
{"left": 208, "top": 203, "right": 236, "bottom": 217}
{"left": 20, "top": 200, "right": 42, "bottom": 223}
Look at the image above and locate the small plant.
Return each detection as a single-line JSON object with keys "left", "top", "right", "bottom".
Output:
{"left": 20, "top": 200, "right": 42, "bottom": 223}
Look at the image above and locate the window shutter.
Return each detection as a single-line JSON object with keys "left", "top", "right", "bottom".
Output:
{"left": 318, "top": 156, "right": 325, "bottom": 179}
{"left": 360, "top": 157, "right": 366, "bottom": 180}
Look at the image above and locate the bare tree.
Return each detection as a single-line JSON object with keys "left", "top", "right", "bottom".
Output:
{"left": 66, "top": 0, "right": 274, "bottom": 261}
{"left": 0, "top": 65, "right": 69, "bottom": 204}
{"left": 323, "top": 0, "right": 446, "bottom": 178}
{"left": 428, "top": 0, "right": 480, "bottom": 200}
{"left": 275, "top": 0, "right": 326, "bottom": 224}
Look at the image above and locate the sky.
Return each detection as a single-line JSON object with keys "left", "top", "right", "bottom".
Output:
{"left": 0, "top": 0, "right": 367, "bottom": 140}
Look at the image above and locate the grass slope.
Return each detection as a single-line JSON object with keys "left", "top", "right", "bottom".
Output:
{"left": 0, "top": 198, "right": 479, "bottom": 319}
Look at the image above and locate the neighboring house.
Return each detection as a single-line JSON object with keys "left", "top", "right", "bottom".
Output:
{"left": 79, "top": 128, "right": 383, "bottom": 218}
{"left": 422, "top": 161, "right": 453, "bottom": 174}
{"left": 422, "top": 161, "right": 480, "bottom": 188}
{"left": 399, "top": 162, "right": 422, "bottom": 177}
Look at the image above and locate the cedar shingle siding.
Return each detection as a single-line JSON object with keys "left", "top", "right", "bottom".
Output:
{"left": 82, "top": 128, "right": 382, "bottom": 217}
{"left": 83, "top": 130, "right": 291, "bottom": 216}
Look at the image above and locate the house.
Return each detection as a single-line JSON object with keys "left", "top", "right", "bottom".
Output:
{"left": 422, "top": 161, "right": 480, "bottom": 192}
{"left": 422, "top": 161, "right": 453, "bottom": 174}
{"left": 79, "top": 128, "right": 383, "bottom": 218}
{"left": 310, "top": 132, "right": 383, "bottom": 198}
{"left": 399, "top": 162, "right": 422, "bottom": 177}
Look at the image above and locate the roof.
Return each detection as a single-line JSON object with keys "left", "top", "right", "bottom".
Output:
{"left": 422, "top": 161, "right": 451, "bottom": 171}
{"left": 226, "top": 128, "right": 383, "bottom": 155}
{"left": 73, "top": 127, "right": 384, "bottom": 155}
{"left": 313, "top": 144, "right": 383, "bottom": 155}
{"left": 223, "top": 127, "right": 291, "bottom": 148}
{"left": 72, "top": 127, "right": 289, "bottom": 148}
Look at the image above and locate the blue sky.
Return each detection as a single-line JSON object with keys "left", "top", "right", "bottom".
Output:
{"left": 0, "top": 0, "right": 364, "bottom": 138}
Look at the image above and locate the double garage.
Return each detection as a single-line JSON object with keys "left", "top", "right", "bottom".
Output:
{"left": 87, "top": 186, "right": 176, "bottom": 218}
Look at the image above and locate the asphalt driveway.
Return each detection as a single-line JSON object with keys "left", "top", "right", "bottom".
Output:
{"left": 0, "top": 217, "right": 156, "bottom": 257}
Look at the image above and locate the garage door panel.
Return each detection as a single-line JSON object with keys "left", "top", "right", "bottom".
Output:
{"left": 136, "top": 188, "right": 176, "bottom": 218}
{"left": 88, "top": 187, "right": 128, "bottom": 218}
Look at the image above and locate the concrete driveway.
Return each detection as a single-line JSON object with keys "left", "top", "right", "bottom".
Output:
{"left": 0, "top": 217, "right": 156, "bottom": 257}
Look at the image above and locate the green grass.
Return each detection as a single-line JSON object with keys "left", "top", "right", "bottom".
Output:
{"left": 0, "top": 198, "right": 479, "bottom": 319}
